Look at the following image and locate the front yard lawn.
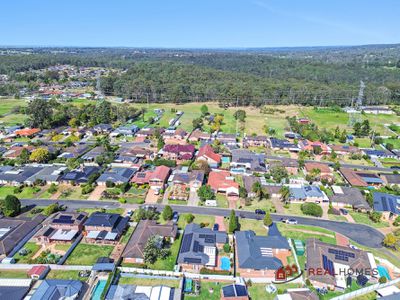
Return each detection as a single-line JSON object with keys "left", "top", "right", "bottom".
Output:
{"left": 238, "top": 219, "right": 267, "bottom": 235}
{"left": 118, "top": 276, "right": 180, "bottom": 288}
{"left": 242, "top": 198, "right": 274, "bottom": 212}
{"left": 13, "top": 242, "right": 41, "bottom": 263}
{"left": 65, "top": 243, "right": 114, "bottom": 265}
{"left": 277, "top": 223, "right": 337, "bottom": 245}
{"left": 216, "top": 194, "right": 228, "bottom": 208}
{"left": 283, "top": 203, "right": 304, "bottom": 216}
{"left": 0, "top": 186, "right": 41, "bottom": 199}
{"left": 349, "top": 212, "right": 389, "bottom": 228}
{"left": 177, "top": 214, "right": 214, "bottom": 229}
{"left": 0, "top": 270, "right": 29, "bottom": 278}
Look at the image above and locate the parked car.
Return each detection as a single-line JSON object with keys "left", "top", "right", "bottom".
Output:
{"left": 126, "top": 210, "right": 133, "bottom": 217}
{"left": 255, "top": 209, "right": 266, "bottom": 215}
{"left": 339, "top": 208, "right": 348, "bottom": 215}
{"left": 212, "top": 223, "right": 219, "bottom": 231}
{"left": 172, "top": 212, "right": 179, "bottom": 224}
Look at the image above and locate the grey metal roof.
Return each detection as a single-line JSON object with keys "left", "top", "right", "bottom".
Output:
{"left": 373, "top": 192, "right": 400, "bottom": 214}
{"left": 235, "top": 230, "right": 290, "bottom": 270}
{"left": 329, "top": 187, "right": 370, "bottom": 210}
{"left": 0, "top": 166, "right": 43, "bottom": 184}
{"left": 97, "top": 167, "right": 136, "bottom": 184}
{"left": 30, "top": 279, "right": 83, "bottom": 300}
{"left": 289, "top": 185, "right": 324, "bottom": 200}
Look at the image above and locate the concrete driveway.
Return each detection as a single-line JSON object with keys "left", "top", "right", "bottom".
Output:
{"left": 188, "top": 190, "right": 199, "bottom": 206}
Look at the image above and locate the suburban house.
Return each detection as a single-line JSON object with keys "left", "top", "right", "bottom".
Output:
{"left": 136, "top": 127, "right": 163, "bottom": 138}
{"left": 235, "top": 225, "right": 291, "bottom": 278}
{"left": 188, "top": 129, "right": 211, "bottom": 142}
{"left": 304, "top": 162, "right": 333, "bottom": 182}
{"left": 130, "top": 165, "right": 172, "bottom": 191}
{"left": 14, "top": 128, "right": 41, "bottom": 137}
{"left": 25, "top": 165, "right": 67, "bottom": 185}
{"left": 196, "top": 144, "right": 221, "bottom": 168}
{"left": 177, "top": 223, "right": 228, "bottom": 272}
{"left": 269, "top": 138, "right": 300, "bottom": 152}
{"left": 97, "top": 167, "right": 136, "bottom": 185}
{"left": 329, "top": 186, "right": 371, "bottom": 212}
{"left": 160, "top": 144, "right": 195, "bottom": 161}
{"left": 115, "top": 146, "right": 153, "bottom": 163}
{"left": 93, "top": 123, "right": 113, "bottom": 134}
{"left": 306, "top": 239, "right": 377, "bottom": 290}
{"left": 171, "top": 170, "right": 205, "bottom": 191}
{"left": 243, "top": 135, "right": 268, "bottom": 148}
{"left": 0, "top": 166, "right": 44, "bottom": 186}
{"left": 269, "top": 159, "right": 299, "bottom": 175}
{"left": 83, "top": 212, "right": 129, "bottom": 244}
{"left": 380, "top": 173, "right": 400, "bottom": 187}
{"left": 60, "top": 166, "right": 101, "bottom": 184}
{"left": 373, "top": 192, "right": 400, "bottom": 220}
{"left": 110, "top": 125, "right": 139, "bottom": 137}
{"left": 122, "top": 219, "right": 177, "bottom": 264}
{"left": 242, "top": 175, "right": 273, "bottom": 197}
{"left": 289, "top": 185, "right": 328, "bottom": 202}
{"left": 0, "top": 215, "right": 46, "bottom": 256}
{"left": 81, "top": 146, "right": 106, "bottom": 163}
{"left": 207, "top": 170, "right": 239, "bottom": 198}
{"left": 362, "top": 148, "right": 397, "bottom": 159}
{"left": 329, "top": 144, "right": 360, "bottom": 155}
{"left": 299, "top": 140, "right": 331, "bottom": 155}
{"left": 216, "top": 132, "right": 237, "bottom": 146}
{"left": 106, "top": 284, "right": 176, "bottom": 300}
{"left": 230, "top": 149, "right": 267, "bottom": 173}
{"left": 30, "top": 279, "right": 83, "bottom": 300}
{"left": 57, "top": 144, "right": 90, "bottom": 159}
{"left": 340, "top": 168, "right": 384, "bottom": 187}
{"left": 163, "top": 128, "right": 188, "bottom": 144}
{"left": 2, "top": 145, "right": 34, "bottom": 160}
{"left": 34, "top": 212, "right": 87, "bottom": 245}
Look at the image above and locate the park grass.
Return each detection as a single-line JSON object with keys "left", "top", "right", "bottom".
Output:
{"left": 118, "top": 276, "right": 180, "bottom": 288}
{"left": 65, "top": 243, "right": 114, "bottom": 265}
{"left": 0, "top": 270, "right": 29, "bottom": 278}
{"left": 185, "top": 281, "right": 223, "bottom": 300}
{"left": 383, "top": 137, "right": 400, "bottom": 149}
{"left": 0, "top": 98, "right": 27, "bottom": 115}
{"left": 0, "top": 113, "right": 26, "bottom": 125}
{"left": 349, "top": 212, "right": 389, "bottom": 228}
{"left": 277, "top": 223, "right": 337, "bottom": 245}
{"left": 13, "top": 242, "right": 41, "bottom": 263}
{"left": 46, "top": 270, "right": 87, "bottom": 281}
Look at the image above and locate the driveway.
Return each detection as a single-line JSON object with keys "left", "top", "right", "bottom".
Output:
{"left": 145, "top": 189, "right": 159, "bottom": 204}
{"left": 89, "top": 185, "right": 106, "bottom": 201}
{"left": 188, "top": 190, "right": 199, "bottom": 206}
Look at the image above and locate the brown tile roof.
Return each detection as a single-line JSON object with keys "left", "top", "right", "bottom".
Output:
{"left": 304, "top": 162, "right": 331, "bottom": 174}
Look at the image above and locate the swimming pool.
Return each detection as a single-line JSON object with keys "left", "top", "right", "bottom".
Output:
{"left": 91, "top": 280, "right": 107, "bottom": 300}
{"left": 220, "top": 257, "right": 231, "bottom": 271}
{"left": 377, "top": 265, "right": 391, "bottom": 280}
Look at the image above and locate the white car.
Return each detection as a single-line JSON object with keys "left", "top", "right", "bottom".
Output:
{"left": 286, "top": 218, "right": 298, "bottom": 225}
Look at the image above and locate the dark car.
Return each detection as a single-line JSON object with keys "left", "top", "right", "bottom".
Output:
{"left": 255, "top": 209, "right": 266, "bottom": 215}
{"left": 212, "top": 223, "right": 219, "bottom": 231}
{"left": 172, "top": 212, "right": 179, "bottom": 224}
{"left": 339, "top": 208, "right": 348, "bottom": 215}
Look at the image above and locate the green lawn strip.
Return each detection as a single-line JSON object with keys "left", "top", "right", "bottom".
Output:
{"left": 118, "top": 276, "right": 180, "bottom": 288}
{"left": 76, "top": 208, "right": 124, "bottom": 215}
{"left": 349, "top": 212, "right": 389, "bottom": 228}
{"left": 216, "top": 194, "right": 228, "bottom": 208}
{"left": 242, "top": 199, "right": 274, "bottom": 211}
{"left": 65, "top": 243, "right": 114, "bottom": 265}
{"left": 277, "top": 223, "right": 337, "bottom": 245}
{"left": 13, "top": 242, "right": 41, "bottom": 263}
{"left": 328, "top": 214, "right": 347, "bottom": 222}
{"left": 46, "top": 270, "right": 86, "bottom": 281}
{"left": 168, "top": 199, "right": 188, "bottom": 205}
{"left": 283, "top": 203, "right": 304, "bottom": 216}
{"left": 238, "top": 219, "right": 267, "bottom": 235}
{"left": 0, "top": 270, "right": 29, "bottom": 278}
{"left": 120, "top": 226, "right": 135, "bottom": 245}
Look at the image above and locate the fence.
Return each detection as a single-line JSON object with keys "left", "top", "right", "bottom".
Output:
{"left": 7, "top": 224, "right": 43, "bottom": 258}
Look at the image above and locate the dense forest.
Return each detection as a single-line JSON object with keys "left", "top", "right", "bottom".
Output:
{"left": 1, "top": 45, "right": 400, "bottom": 106}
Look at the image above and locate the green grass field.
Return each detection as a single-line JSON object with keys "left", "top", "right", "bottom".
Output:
{"left": 65, "top": 243, "right": 114, "bottom": 265}
{"left": 0, "top": 270, "right": 29, "bottom": 278}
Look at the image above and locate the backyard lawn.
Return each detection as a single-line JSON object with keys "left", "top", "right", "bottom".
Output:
{"left": 248, "top": 283, "right": 303, "bottom": 300}
{"left": 13, "top": 242, "right": 41, "bottom": 263}
{"left": 65, "top": 243, "right": 114, "bottom": 265}
{"left": 185, "top": 281, "right": 223, "bottom": 300}
{"left": 147, "top": 232, "right": 182, "bottom": 271}
{"left": 46, "top": 270, "right": 86, "bottom": 281}
{"left": 118, "top": 276, "right": 180, "bottom": 288}
{"left": 0, "top": 270, "right": 29, "bottom": 278}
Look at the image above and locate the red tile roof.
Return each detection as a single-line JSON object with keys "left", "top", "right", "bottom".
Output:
{"left": 208, "top": 171, "right": 239, "bottom": 191}
{"left": 197, "top": 144, "right": 221, "bottom": 163}
{"left": 163, "top": 144, "right": 195, "bottom": 154}
{"left": 150, "top": 165, "right": 170, "bottom": 182}
{"left": 14, "top": 128, "right": 40, "bottom": 136}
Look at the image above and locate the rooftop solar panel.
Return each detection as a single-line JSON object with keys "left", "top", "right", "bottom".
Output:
{"left": 235, "top": 285, "right": 247, "bottom": 296}
{"left": 181, "top": 233, "right": 193, "bottom": 253}
{"left": 184, "top": 257, "right": 202, "bottom": 264}
{"left": 222, "top": 286, "right": 235, "bottom": 297}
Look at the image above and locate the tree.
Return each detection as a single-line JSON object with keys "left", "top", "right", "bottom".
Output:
{"left": 280, "top": 186, "right": 290, "bottom": 203}
{"left": 43, "top": 203, "right": 62, "bottom": 216}
{"left": 26, "top": 98, "right": 53, "bottom": 129}
{"left": 143, "top": 235, "right": 170, "bottom": 264}
{"left": 18, "top": 148, "right": 30, "bottom": 164}
{"left": 301, "top": 203, "right": 323, "bottom": 217}
{"left": 200, "top": 104, "right": 208, "bottom": 116}
{"left": 157, "top": 136, "right": 165, "bottom": 150}
{"left": 185, "top": 213, "right": 195, "bottom": 223}
{"left": 197, "top": 185, "right": 215, "bottom": 201}
{"left": 369, "top": 211, "right": 382, "bottom": 223}
{"left": 386, "top": 143, "right": 394, "bottom": 151}
{"left": 192, "top": 117, "right": 203, "bottom": 129}
{"left": 270, "top": 166, "right": 288, "bottom": 183}
{"left": 263, "top": 212, "right": 273, "bottom": 226}
{"left": 162, "top": 205, "right": 173, "bottom": 221}
{"left": 252, "top": 181, "right": 269, "bottom": 201}
{"left": 239, "top": 186, "right": 247, "bottom": 198}
{"left": 95, "top": 100, "right": 112, "bottom": 124}
{"left": 383, "top": 233, "right": 398, "bottom": 249}
{"left": 2, "top": 195, "right": 21, "bottom": 217}
{"left": 234, "top": 110, "right": 246, "bottom": 122}
{"left": 228, "top": 210, "right": 238, "bottom": 233}
{"left": 29, "top": 148, "right": 50, "bottom": 163}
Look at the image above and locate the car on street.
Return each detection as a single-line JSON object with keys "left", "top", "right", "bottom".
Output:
{"left": 255, "top": 209, "right": 266, "bottom": 215}
{"left": 281, "top": 218, "right": 298, "bottom": 224}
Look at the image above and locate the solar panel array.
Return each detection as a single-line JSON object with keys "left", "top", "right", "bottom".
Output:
{"left": 76, "top": 214, "right": 85, "bottom": 221}
{"left": 328, "top": 248, "right": 355, "bottom": 258}
{"left": 137, "top": 173, "right": 147, "bottom": 178}
{"left": 357, "top": 275, "right": 369, "bottom": 286}
{"left": 322, "top": 255, "right": 334, "bottom": 275}
{"left": 181, "top": 233, "right": 193, "bottom": 253}
{"left": 193, "top": 241, "right": 204, "bottom": 253}
{"left": 184, "top": 257, "right": 202, "bottom": 264}
{"left": 199, "top": 233, "right": 215, "bottom": 243}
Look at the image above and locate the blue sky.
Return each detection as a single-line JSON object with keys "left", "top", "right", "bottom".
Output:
{"left": 1, "top": 0, "right": 398, "bottom": 48}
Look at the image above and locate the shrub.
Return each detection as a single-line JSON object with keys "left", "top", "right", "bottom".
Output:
{"left": 118, "top": 197, "right": 127, "bottom": 204}
{"left": 200, "top": 267, "right": 230, "bottom": 275}
{"left": 379, "top": 276, "right": 388, "bottom": 284}
{"left": 185, "top": 213, "right": 195, "bottom": 223}
{"left": 105, "top": 181, "right": 115, "bottom": 188}
{"left": 301, "top": 203, "right": 323, "bottom": 217}
{"left": 48, "top": 183, "right": 58, "bottom": 194}
{"left": 223, "top": 243, "right": 231, "bottom": 253}
{"left": 162, "top": 205, "right": 173, "bottom": 221}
